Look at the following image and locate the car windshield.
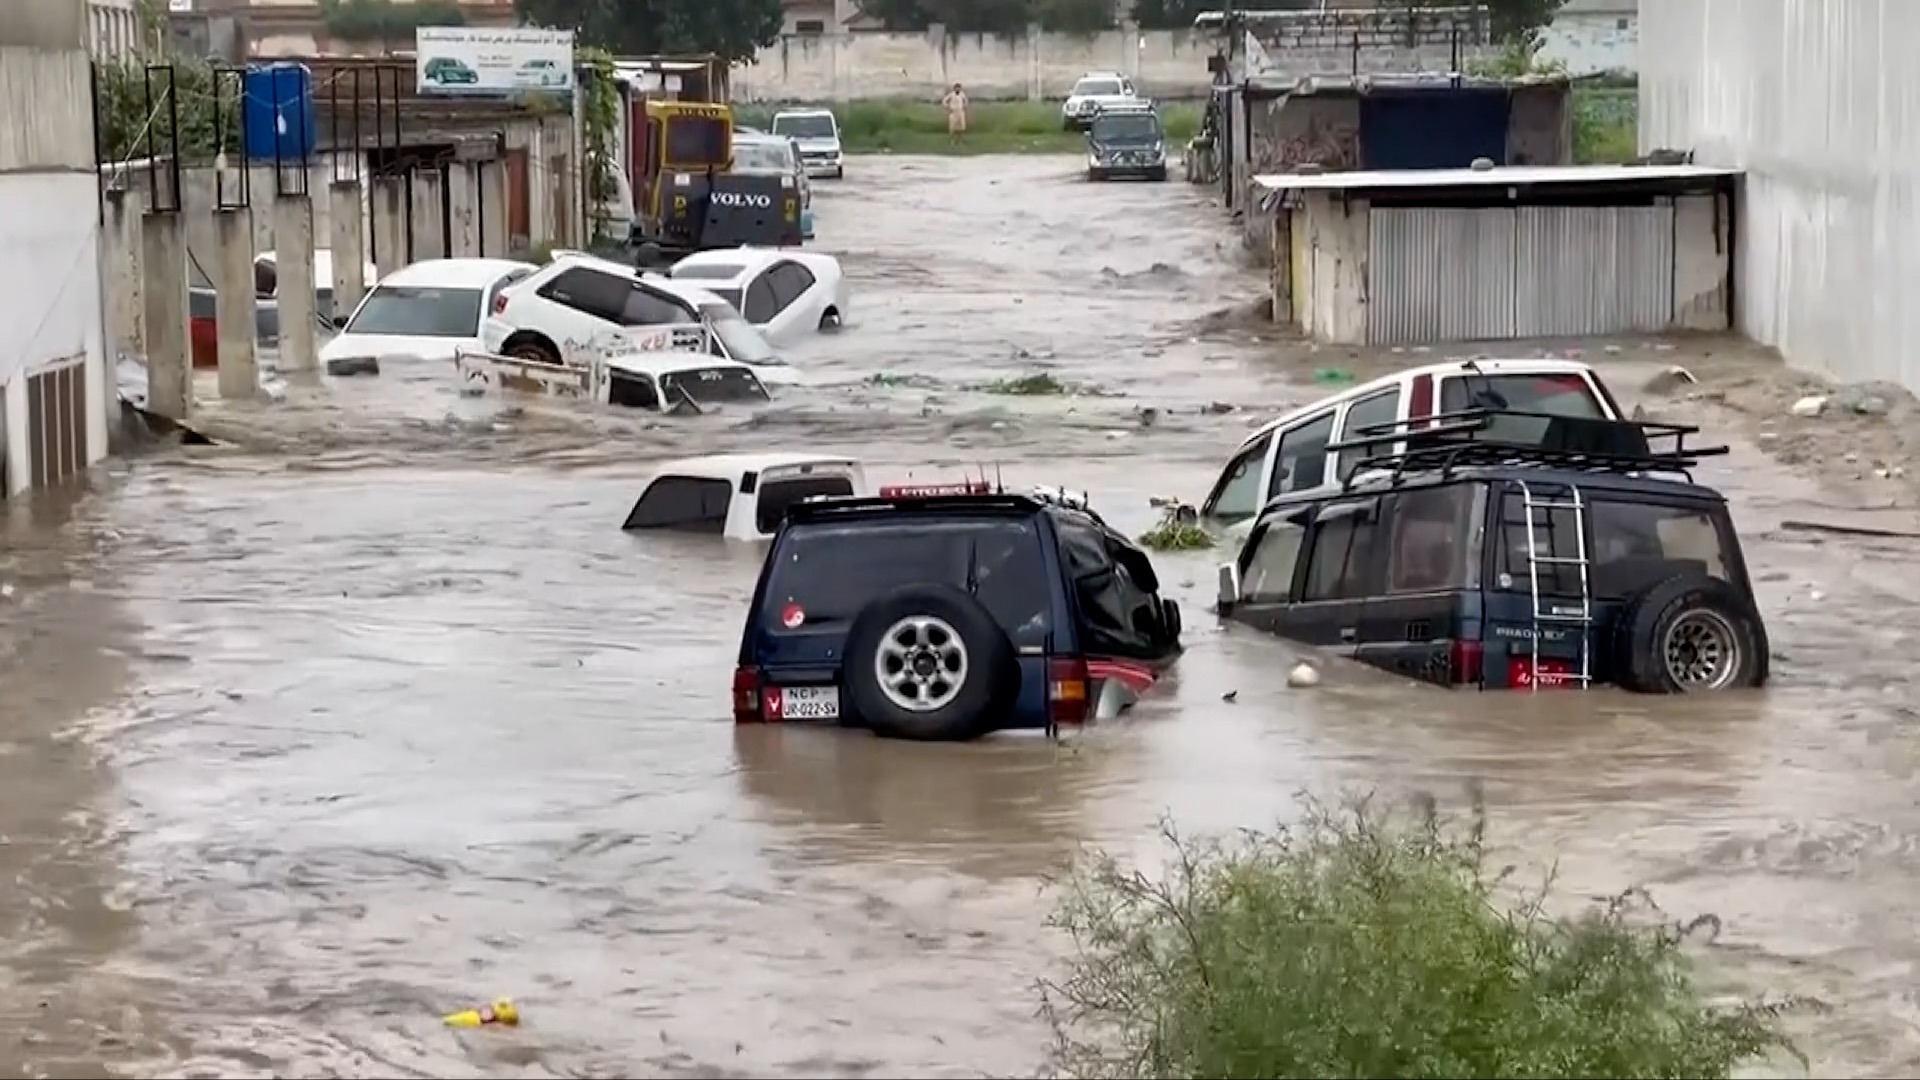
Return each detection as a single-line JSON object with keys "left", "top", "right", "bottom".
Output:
{"left": 733, "top": 142, "right": 791, "bottom": 172}
{"left": 1440, "top": 372, "right": 1604, "bottom": 443}
{"left": 702, "top": 303, "right": 782, "bottom": 364}
{"left": 658, "top": 365, "right": 768, "bottom": 407}
{"left": 671, "top": 263, "right": 744, "bottom": 281}
{"left": 1073, "top": 78, "right": 1122, "bottom": 96}
{"left": 773, "top": 113, "right": 836, "bottom": 139}
{"left": 761, "top": 517, "right": 1052, "bottom": 647}
{"left": 342, "top": 285, "right": 484, "bottom": 337}
{"left": 1092, "top": 113, "right": 1160, "bottom": 141}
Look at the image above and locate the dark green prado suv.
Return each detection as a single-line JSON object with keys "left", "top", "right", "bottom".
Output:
{"left": 1086, "top": 103, "right": 1168, "bottom": 182}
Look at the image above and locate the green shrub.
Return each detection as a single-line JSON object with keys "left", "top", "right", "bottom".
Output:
{"left": 1573, "top": 85, "right": 1638, "bottom": 164}
{"left": 1041, "top": 796, "right": 1791, "bottom": 1080}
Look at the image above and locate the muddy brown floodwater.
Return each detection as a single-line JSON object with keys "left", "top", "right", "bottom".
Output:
{"left": 7, "top": 155, "right": 1920, "bottom": 1078}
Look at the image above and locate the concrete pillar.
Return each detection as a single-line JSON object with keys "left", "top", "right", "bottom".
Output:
{"left": 103, "top": 188, "right": 144, "bottom": 358}
{"left": 272, "top": 194, "right": 318, "bottom": 373}
{"left": 139, "top": 211, "right": 190, "bottom": 421}
{"left": 328, "top": 179, "right": 366, "bottom": 320}
{"left": 370, "top": 176, "right": 408, "bottom": 278}
{"left": 412, "top": 168, "right": 446, "bottom": 260}
{"left": 448, "top": 162, "right": 479, "bottom": 257}
{"left": 213, "top": 208, "right": 259, "bottom": 399}
{"left": 478, "top": 160, "right": 507, "bottom": 258}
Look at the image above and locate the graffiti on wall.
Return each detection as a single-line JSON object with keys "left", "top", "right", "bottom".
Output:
{"left": 1254, "top": 102, "right": 1360, "bottom": 173}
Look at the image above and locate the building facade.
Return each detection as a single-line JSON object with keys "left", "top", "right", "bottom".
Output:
{"left": 1537, "top": 0, "right": 1635, "bottom": 76}
{"left": 1641, "top": 0, "right": 1920, "bottom": 391}
{"left": 1, "top": 0, "right": 110, "bottom": 499}
{"left": 87, "top": 0, "right": 143, "bottom": 60}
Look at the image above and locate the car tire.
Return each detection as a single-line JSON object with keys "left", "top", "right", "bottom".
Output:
{"left": 502, "top": 333, "right": 561, "bottom": 366}
{"left": 1613, "top": 573, "right": 1767, "bottom": 694}
{"left": 843, "top": 584, "right": 1020, "bottom": 741}
{"left": 1162, "top": 598, "right": 1182, "bottom": 644}
{"left": 1149, "top": 165, "right": 1168, "bottom": 182}
{"left": 1088, "top": 168, "right": 1107, "bottom": 182}
{"left": 832, "top": 166, "right": 844, "bottom": 180}
{"left": 818, "top": 307, "right": 841, "bottom": 330}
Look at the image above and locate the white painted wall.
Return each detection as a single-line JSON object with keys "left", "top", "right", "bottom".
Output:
{"left": 1641, "top": 0, "right": 1920, "bottom": 391}
{"left": 1538, "top": 10, "right": 1637, "bottom": 76}
{"left": 0, "top": 20, "right": 107, "bottom": 497}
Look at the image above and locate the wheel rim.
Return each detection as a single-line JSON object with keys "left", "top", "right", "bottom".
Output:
{"left": 1661, "top": 609, "right": 1741, "bottom": 690}
{"left": 874, "top": 615, "right": 968, "bottom": 713}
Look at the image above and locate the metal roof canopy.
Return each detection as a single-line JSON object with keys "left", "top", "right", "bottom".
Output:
{"left": 1256, "top": 162, "right": 1741, "bottom": 194}
{"left": 1254, "top": 163, "right": 1742, "bottom": 210}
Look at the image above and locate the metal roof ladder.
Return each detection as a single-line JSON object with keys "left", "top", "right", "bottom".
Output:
{"left": 1517, "top": 479, "right": 1593, "bottom": 690}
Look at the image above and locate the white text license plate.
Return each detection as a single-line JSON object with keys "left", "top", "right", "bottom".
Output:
{"left": 770, "top": 685, "right": 840, "bottom": 720}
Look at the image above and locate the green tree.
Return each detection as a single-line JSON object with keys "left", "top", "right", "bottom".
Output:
{"left": 513, "top": 0, "right": 782, "bottom": 62}
{"left": 320, "top": 0, "right": 466, "bottom": 44}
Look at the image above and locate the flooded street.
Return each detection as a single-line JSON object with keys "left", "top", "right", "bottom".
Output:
{"left": 7, "top": 155, "right": 1920, "bottom": 1077}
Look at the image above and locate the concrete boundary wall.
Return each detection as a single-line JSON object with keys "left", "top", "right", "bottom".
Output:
{"left": 1641, "top": 0, "right": 1920, "bottom": 392}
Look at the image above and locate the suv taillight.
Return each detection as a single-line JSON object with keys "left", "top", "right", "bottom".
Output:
{"left": 1449, "top": 640, "right": 1483, "bottom": 686}
{"left": 733, "top": 664, "right": 762, "bottom": 723}
{"left": 492, "top": 290, "right": 511, "bottom": 315}
{"left": 1047, "top": 657, "right": 1090, "bottom": 727}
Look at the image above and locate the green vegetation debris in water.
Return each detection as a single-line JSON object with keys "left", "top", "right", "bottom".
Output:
{"left": 1041, "top": 795, "right": 1798, "bottom": 1080}
{"left": 1137, "top": 507, "right": 1213, "bottom": 551}
{"left": 986, "top": 372, "right": 1068, "bottom": 396}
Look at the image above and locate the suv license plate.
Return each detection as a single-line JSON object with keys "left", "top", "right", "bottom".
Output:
{"left": 766, "top": 685, "right": 840, "bottom": 720}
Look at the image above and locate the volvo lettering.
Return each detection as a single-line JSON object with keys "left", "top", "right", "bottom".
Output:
{"left": 712, "top": 191, "right": 773, "bottom": 209}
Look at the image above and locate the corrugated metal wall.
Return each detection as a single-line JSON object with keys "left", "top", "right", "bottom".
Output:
{"left": 1368, "top": 207, "right": 1517, "bottom": 344}
{"left": 1514, "top": 205, "right": 1675, "bottom": 336}
{"left": 1641, "top": 0, "right": 1920, "bottom": 391}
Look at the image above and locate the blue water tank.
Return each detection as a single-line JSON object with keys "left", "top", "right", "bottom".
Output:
{"left": 242, "top": 62, "right": 317, "bottom": 163}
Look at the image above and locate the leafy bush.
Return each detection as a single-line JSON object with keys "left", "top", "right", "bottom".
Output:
{"left": 1041, "top": 796, "right": 1790, "bottom": 1079}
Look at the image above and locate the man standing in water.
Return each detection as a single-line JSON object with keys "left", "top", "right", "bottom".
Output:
{"left": 942, "top": 83, "right": 969, "bottom": 144}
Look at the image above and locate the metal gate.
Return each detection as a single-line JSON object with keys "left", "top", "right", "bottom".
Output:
{"left": 1514, "top": 204, "right": 1676, "bottom": 336}
{"left": 1367, "top": 206, "right": 1517, "bottom": 344}
{"left": 24, "top": 361, "right": 87, "bottom": 492}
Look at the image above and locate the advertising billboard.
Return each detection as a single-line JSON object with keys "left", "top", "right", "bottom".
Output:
{"left": 416, "top": 27, "right": 575, "bottom": 96}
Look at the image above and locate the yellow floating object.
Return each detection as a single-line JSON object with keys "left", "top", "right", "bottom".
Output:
{"left": 443, "top": 998, "right": 519, "bottom": 1028}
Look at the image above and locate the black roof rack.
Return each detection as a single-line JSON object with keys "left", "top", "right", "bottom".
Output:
{"left": 1322, "top": 408, "right": 1730, "bottom": 491}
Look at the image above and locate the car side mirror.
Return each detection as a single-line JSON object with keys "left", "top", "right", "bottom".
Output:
{"left": 1216, "top": 561, "right": 1240, "bottom": 612}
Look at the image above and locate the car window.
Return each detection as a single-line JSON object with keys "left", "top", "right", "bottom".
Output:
{"left": 761, "top": 518, "right": 1052, "bottom": 648}
{"left": 1441, "top": 372, "right": 1603, "bottom": 443}
{"left": 342, "top": 285, "right": 484, "bottom": 337}
{"left": 1589, "top": 499, "right": 1730, "bottom": 598}
{"left": 1241, "top": 520, "right": 1305, "bottom": 603}
{"left": 773, "top": 113, "right": 837, "bottom": 139}
{"left": 1273, "top": 411, "right": 1335, "bottom": 497}
{"left": 624, "top": 476, "right": 730, "bottom": 532}
{"left": 1301, "top": 503, "right": 1379, "bottom": 602}
{"left": 743, "top": 274, "right": 780, "bottom": 323}
{"left": 1495, "top": 490, "right": 1585, "bottom": 595}
{"left": 767, "top": 262, "right": 816, "bottom": 310}
{"left": 755, "top": 475, "right": 855, "bottom": 534}
{"left": 1336, "top": 388, "right": 1402, "bottom": 479}
{"left": 621, "top": 285, "right": 692, "bottom": 326}
{"left": 607, "top": 372, "right": 660, "bottom": 410}
{"left": 1090, "top": 113, "right": 1160, "bottom": 141}
{"left": 732, "top": 141, "right": 790, "bottom": 172}
{"left": 1204, "top": 432, "right": 1272, "bottom": 521}
{"left": 703, "top": 303, "right": 779, "bottom": 363}
{"left": 659, "top": 365, "right": 768, "bottom": 407}
{"left": 1074, "top": 78, "right": 1122, "bottom": 96}
{"left": 1386, "top": 485, "right": 1475, "bottom": 593}
{"left": 537, "top": 266, "right": 630, "bottom": 322}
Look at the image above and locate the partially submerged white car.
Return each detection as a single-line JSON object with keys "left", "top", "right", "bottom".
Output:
{"left": 1200, "top": 358, "right": 1628, "bottom": 541}
{"left": 621, "top": 453, "right": 870, "bottom": 540}
{"left": 667, "top": 248, "right": 849, "bottom": 345}
{"left": 482, "top": 250, "right": 798, "bottom": 385}
{"left": 454, "top": 345, "right": 770, "bottom": 413}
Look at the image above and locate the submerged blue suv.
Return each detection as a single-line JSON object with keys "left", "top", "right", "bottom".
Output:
{"left": 734, "top": 483, "right": 1184, "bottom": 741}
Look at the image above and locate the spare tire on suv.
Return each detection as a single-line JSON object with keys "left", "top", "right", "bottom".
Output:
{"left": 843, "top": 584, "right": 1022, "bottom": 741}
{"left": 1612, "top": 573, "right": 1767, "bottom": 693}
